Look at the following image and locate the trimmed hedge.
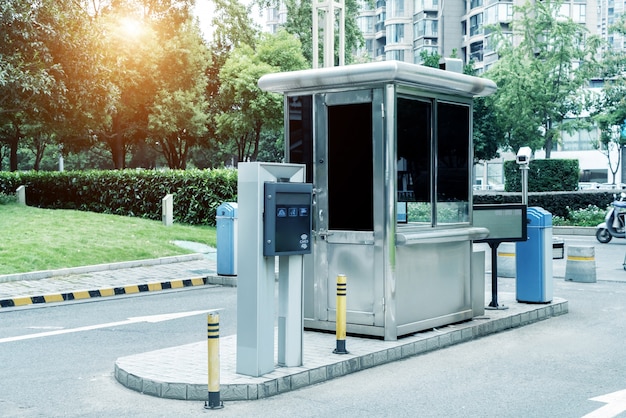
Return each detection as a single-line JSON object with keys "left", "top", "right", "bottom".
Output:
{"left": 474, "top": 190, "right": 616, "bottom": 218}
{"left": 0, "top": 169, "right": 237, "bottom": 226}
{"left": 1, "top": 169, "right": 617, "bottom": 224}
{"left": 504, "top": 159, "right": 579, "bottom": 192}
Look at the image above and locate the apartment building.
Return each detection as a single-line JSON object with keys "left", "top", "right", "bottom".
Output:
{"left": 263, "top": 0, "right": 624, "bottom": 188}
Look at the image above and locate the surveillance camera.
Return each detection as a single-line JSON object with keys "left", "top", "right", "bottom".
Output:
{"left": 516, "top": 147, "right": 532, "bottom": 165}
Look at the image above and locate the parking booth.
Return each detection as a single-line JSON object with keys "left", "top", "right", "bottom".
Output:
{"left": 259, "top": 61, "right": 497, "bottom": 341}
{"left": 216, "top": 202, "right": 238, "bottom": 276}
{"left": 516, "top": 207, "right": 553, "bottom": 303}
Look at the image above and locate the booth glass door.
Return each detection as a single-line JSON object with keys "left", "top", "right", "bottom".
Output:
{"left": 314, "top": 90, "right": 384, "bottom": 327}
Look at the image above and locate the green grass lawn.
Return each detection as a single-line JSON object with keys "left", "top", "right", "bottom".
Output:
{"left": 0, "top": 204, "right": 216, "bottom": 275}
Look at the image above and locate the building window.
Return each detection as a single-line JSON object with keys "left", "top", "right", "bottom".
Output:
{"left": 388, "top": 0, "right": 406, "bottom": 18}
{"left": 415, "top": 19, "right": 438, "bottom": 37}
{"left": 573, "top": 4, "right": 586, "bottom": 23}
{"left": 469, "top": 13, "right": 483, "bottom": 37}
{"left": 470, "top": 41, "right": 483, "bottom": 62}
{"left": 470, "top": 0, "right": 483, "bottom": 10}
{"left": 560, "top": 124, "right": 598, "bottom": 151}
{"left": 387, "top": 23, "right": 405, "bottom": 43}
{"left": 386, "top": 49, "right": 405, "bottom": 60}
{"left": 414, "top": 0, "right": 439, "bottom": 12}
{"left": 484, "top": 3, "right": 513, "bottom": 25}
{"left": 358, "top": 15, "right": 374, "bottom": 33}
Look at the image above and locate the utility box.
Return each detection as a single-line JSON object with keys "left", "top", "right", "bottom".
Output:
{"left": 216, "top": 202, "right": 238, "bottom": 276}
{"left": 516, "top": 207, "right": 553, "bottom": 303}
{"left": 263, "top": 182, "right": 313, "bottom": 256}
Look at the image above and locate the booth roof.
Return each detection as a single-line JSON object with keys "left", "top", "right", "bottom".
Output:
{"left": 258, "top": 60, "right": 497, "bottom": 98}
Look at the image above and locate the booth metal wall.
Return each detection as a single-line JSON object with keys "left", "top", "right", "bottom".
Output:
{"left": 259, "top": 61, "right": 496, "bottom": 340}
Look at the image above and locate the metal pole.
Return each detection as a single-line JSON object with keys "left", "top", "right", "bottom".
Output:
{"left": 205, "top": 312, "right": 224, "bottom": 409}
{"left": 486, "top": 242, "right": 509, "bottom": 311}
{"left": 521, "top": 165, "right": 529, "bottom": 205}
{"left": 333, "top": 274, "right": 349, "bottom": 354}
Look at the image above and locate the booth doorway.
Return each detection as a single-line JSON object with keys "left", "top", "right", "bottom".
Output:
{"left": 313, "top": 90, "right": 385, "bottom": 327}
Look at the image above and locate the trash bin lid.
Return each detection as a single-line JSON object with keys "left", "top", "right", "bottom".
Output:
{"left": 527, "top": 206, "right": 552, "bottom": 227}
{"left": 216, "top": 202, "right": 238, "bottom": 218}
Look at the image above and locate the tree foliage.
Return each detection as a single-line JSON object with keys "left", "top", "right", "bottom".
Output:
{"left": 0, "top": 0, "right": 110, "bottom": 171}
{"left": 147, "top": 18, "right": 211, "bottom": 169}
{"left": 255, "top": 0, "right": 364, "bottom": 66}
{"left": 215, "top": 30, "right": 307, "bottom": 163}
{"left": 486, "top": 0, "right": 601, "bottom": 157}
{"left": 418, "top": 50, "right": 503, "bottom": 162}
{"left": 588, "top": 14, "right": 626, "bottom": 184}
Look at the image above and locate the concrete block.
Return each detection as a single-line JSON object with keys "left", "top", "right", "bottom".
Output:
{"left": 142, "top": 379, "right": 162, "bottom": 398}
{"left": 221, "top": 384, "right": 248, "bottom": 401}
{"left": 161, "top": 382, "right": 186, "bottom": 399}
{"left": 16, "top": 185, "right": 25, "bottom": 205}
{"left": 565, "top": 245, "right": 596, "bottom": 283}
{"left": 290, "top": 372, "right": 310, "bottom": 389}
{"left": 186, "top": 383, "right": 206, "bottom": 401}
{"left": 326, "top": 362, "right": 346, "bottom": 379}
{"left": 162, "top": 194, "right": 173, "bottom": 226}
{"left": 309, "top": 367, "right": 327, "bottom": 384}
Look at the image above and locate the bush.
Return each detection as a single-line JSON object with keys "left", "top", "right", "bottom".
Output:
{"left": 474, "top": 190, "right": 615, "bottom": 219}
{"left": 504, "top": 159, "right": 579, "bottom": 192}
{"left": 0, "top": 192, "right": 16, "bottom": 205}
{"left": 0, "top": 169, "right": 237, "bottom": 226}
{"left": 552, "top": 205, "right": 606, "bottom": 226}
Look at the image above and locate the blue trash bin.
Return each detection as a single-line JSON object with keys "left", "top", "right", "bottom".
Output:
{"left": 216, "top": 202, "right": 238, "bottom": 276}
{"left": 515, "top": 207, "right": 553, "bottom": 303}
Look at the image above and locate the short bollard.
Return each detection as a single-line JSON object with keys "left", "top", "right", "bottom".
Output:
{"left": 333, "top": 274, "right": 349, "bottom": 354}
{"left": 565, "top": 246, "right": 596, "bottom": 283}
{"left": 204, "top": 312, "right": 224, "bottom": 410}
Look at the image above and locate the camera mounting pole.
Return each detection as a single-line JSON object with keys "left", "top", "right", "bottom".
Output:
{"left": 517, "top": 147, "right": 532, "bottom": 205}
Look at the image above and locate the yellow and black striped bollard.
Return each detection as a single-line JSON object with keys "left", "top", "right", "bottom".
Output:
{"left": 333, "top": 274, "right": 349, "bottom": 354}
{"left": 204, "top": 312, "right": 224, "bottom": 409}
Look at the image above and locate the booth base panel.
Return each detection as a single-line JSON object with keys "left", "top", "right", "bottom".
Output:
{"left": 304, "top": 308, "right": 474, "bottom": 340}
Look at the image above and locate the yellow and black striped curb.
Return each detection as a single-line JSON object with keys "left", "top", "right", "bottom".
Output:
{"left": 0, "top": 277, "right": 209, "bottom": 308}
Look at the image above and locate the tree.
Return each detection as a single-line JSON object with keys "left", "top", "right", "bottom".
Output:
{"left": 147, "top": 18, "right": 211, "bottom": 169}
{"left": 589, "top": 14, "right": 626, "bottom": 185}
{"left": 215, "top": 30, "right": 307, "bottom": 164}
{"left": 0, "top": 1, "right": 66, "bottom": 171}
{"left": 419, "top": 50, "right": 503, "bottom": 162}
{"left": 486, "top": 0, "right": 602, "bottom": 157}
{"left": 80, "top": 0, "right": 198, "bottom": 169}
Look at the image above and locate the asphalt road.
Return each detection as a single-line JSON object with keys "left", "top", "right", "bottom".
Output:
{"left": 1, "top": 234, "right": 626, "bottom": 417}
{"left": 0, "top": 286, "right": 237, "bottom": 417}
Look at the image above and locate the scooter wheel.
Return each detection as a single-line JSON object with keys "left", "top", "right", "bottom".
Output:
{"left": 596, "top": 228, "right": 612, "bottom": 243}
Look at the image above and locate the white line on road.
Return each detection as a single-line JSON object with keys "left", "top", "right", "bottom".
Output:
{"left": 0, "top": 309, "right": 217, "bottom": 344}
{"left": 583, "top": 389, "right": 626, "bottom": 418}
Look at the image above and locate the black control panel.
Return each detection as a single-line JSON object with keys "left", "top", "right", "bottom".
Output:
{"left": 263, "top": 182, "right": 313, "bottom": 256}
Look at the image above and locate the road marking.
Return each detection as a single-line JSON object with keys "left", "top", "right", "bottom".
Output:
{"left": 0, "top": 309, "right": 217, "bottom": 344}
{"left": 584, "top": 389, "right": 626, "bottom": 418}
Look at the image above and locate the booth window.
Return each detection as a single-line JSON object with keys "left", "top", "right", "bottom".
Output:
{"left": 287, "top": 95, "right": 314, "bottom": 183}
{"left": 397, "top": 97, "right": 432, "bottom": 225}
{"left": 436, "top": 102, "right": 470, "bottom": 224}
{"left": 397, "top": 97, "right": 470, "bottom": 225}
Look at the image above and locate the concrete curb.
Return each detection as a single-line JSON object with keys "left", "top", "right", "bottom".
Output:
{"left": 0, "top": 276, "right": 212, "bottom": 308}
{"left": 0, "top": 253, "right": 205, "bottom": 284}
{"left": 552, "top": 226, "right": 596, "bottom": 236}
{"left": 114, "top": 296, "right": 568, "bottom": 401}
